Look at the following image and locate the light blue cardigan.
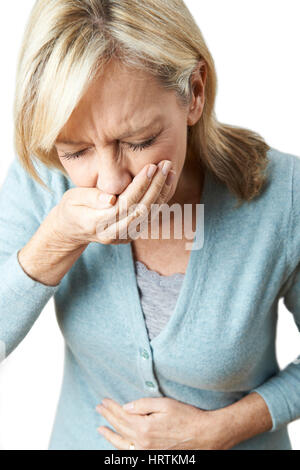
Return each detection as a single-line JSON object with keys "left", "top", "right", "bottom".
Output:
{"left": 0, "top": 147, "right": 300, "bottom": 450}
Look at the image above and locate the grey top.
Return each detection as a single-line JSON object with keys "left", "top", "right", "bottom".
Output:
{"left": 134, "top": 260, "right": 185, "bottom": 341}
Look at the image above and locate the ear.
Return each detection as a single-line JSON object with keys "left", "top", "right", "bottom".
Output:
{"left": 187, "top": 60, "right": 207, "bottom": 126}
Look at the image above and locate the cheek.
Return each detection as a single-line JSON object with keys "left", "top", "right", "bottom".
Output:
{"left": 151, "top": 134, "right": 187, "bottom": 174}
{"left": 127, "top": 141, "right": 182, "bottom": 176}
{"left": 59, "top": 160, "right": 97, "bottom": 187}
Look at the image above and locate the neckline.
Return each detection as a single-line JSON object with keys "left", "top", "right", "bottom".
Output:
{"left": 117, "top": 167, "right": 214, "bottom": 350}
{"left": 134, "top": 259, "right": 185, "bottom": 282}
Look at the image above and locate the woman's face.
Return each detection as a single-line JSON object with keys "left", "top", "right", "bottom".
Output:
{"left": 55, "top": 59, "right": 205, "bottom": 203}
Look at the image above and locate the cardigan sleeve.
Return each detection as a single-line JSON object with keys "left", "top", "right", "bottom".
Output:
{"left": 0, "top": 156, "right": 61, "bottom": 362}
{"left": 250, "top": 154, "right": 300, "bottom": 433}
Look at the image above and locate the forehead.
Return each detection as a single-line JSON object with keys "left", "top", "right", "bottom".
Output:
{"left": 58, "top": 60, "right": 177, "bottom": 141}
{"left": 83, "top": 61, "right": 166, "bottom": 116}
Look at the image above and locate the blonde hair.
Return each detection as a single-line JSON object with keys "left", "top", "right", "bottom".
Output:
{"left": 14, "top": 0, "right": 270, "bottom": 203}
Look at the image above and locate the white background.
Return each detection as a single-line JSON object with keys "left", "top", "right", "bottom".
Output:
{"left": 0, "top": 0, "right": 299, "bottom": 450}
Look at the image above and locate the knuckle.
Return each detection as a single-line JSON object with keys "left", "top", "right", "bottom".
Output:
{"left": 118, "top": 194, "right": 129, "bottom": 213}
{"left": 154, "top": 194, "right": 164, "bottom": 206}
{"left": 159, "top": 187, "right": 170, "bottom": 200}
{"left": 140, "top": 179, "right": 151, "bottom": 194}
{"left": 151, "top": 180, "right": 163, "bottom": 194}
{"left": 97, "top": 235, "right": 111, "bottom": 245}
{"left": 126, "top": 203, "right": 142, "bottom": 220}
{"left": 133, "top": 203, "right": 148, "bottom": 218}
{"left": 159, "top": 183, "right": 172, "bottom": 200}
{"left": 96, "top": 224, "right": 109, "bottom": 239}
{"left": 149, "top": 202, "right": 162, "bottom": 218}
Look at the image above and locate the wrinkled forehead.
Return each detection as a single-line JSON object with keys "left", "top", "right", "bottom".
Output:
{"left": 56, "top": 61, "right": 176, "bottom": 143}
{"left": 79, "top": 59, "right": 164, "bottom": 110}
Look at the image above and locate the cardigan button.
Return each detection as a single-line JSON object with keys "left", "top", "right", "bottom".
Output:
{"left": 145, "top": 381, "right": 155, "bottom": 389}
{"left": 140, "top": 348, "right": 150, "bottom": 360}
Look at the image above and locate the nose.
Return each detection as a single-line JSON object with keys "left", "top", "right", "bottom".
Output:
{"left": 95, "top": 151, "right": 132, "bottom": 196}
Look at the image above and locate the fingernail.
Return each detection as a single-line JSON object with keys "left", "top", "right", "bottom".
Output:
{"left": 166, "top": 170, "right": 176, "bottom": 186}
{"left": 162, "top": 161, "right": 172, "bottom": 176}
{"left": 99, "top": 194, "right": 115, "bottom": 206}
{"left": 147, "top": 164, "right": 157, "bottom": 179}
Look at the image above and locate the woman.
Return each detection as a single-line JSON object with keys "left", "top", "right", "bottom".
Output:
{"left": 0, "top": 0, "right": 299, "bottom": 450}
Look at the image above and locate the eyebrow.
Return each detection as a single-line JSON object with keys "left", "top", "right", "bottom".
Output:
{"left": 55, "top": 118, "right": 162, "bottom": 146}
{"left": 55, "top": 139, "right": 91, "bottom": 146}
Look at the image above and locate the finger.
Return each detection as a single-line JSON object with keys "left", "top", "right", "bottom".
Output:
{"left": 96, "top": 199, "right": 148, "bottom": 241}
{"left": 98, "top": 193, "right": 117, "bottom": 208}
{"left": 149, "top": 170, "right": 176, "bottom": 221}
{"left": 96, "top": 192, "right": 160, "bottom": 243}
{"left": 93, "top": 165, "right": 158, "bottom": 238}
{"left": 137, "top": 161, "right": 173, "bottom": 212}
{"left": 122, "top": 397, "right": 167, "bottom": 415}
{"left": 117, "top": 164, "right": 157, "bottom": 218}
{"left": 156, "top": 170, "right": 176, "bottom": 203}
{"left": 97, "top": 161, "right": 173, "bottom": 241}
{"left": 119, "top": 160, "right": 172, "bottom": 219}
{"left": 99, "top": 398, "right": 133, "bottom": 421}
{"left": 63, "top": 203, "right": 117, "bottom": 240}
{"left": 129, "top": 168, "right": 176, "bottom": 237}
{"left": 97, "top": 426, "right": 134, "bottom": 450}
{"left": 66, "top": 187, "right": 117, "bottom": 209}
{"left": 96, "top": 405, "right": 137, "bottom": 442}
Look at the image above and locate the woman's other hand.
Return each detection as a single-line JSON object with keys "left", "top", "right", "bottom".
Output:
{"left": 96, "top": 396, "right": 226, "bottom": 450}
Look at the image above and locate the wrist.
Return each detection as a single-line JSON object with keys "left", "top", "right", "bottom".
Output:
{"left": 203, "top": 392, "right": 273, "bottom": 450}
{"left": 206, "top": 408, "right": 236, "bottom": 450}
{"left": 191, "top": 408, "right": 233, "bottom": 450}
{"left": 206, "top": 408, "right": 239, "bottom": 450}
{"left": 44, "top": 206, "right": 87, "bottom": 252}
{"left": 18, "top": 209, "right": 88, "bottom": 287}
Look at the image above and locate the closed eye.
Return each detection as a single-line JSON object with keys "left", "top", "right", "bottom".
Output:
{"left": 125, "top": 135, "right": 157, "bottom": 152}
{"left": 60, "top": 134, "right": 159, "bottom": 160}
{"left": 60, "top": 148, "right": 89, "bottom": 160}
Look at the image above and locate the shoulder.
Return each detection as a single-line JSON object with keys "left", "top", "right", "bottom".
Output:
{"left": 3, "top": 154, "right": 73, "bottom": 193}
{"left": 264, "top": 146, "right": 295, "bottom": 196}
{"left": 264, "top": 146, "right": 300, "bottom": 268}
{"left": 214, "top": 146, "right": 299, "bottom": 275}
{"left": 247, "top": 146, "right": 298, "bottom": 210}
